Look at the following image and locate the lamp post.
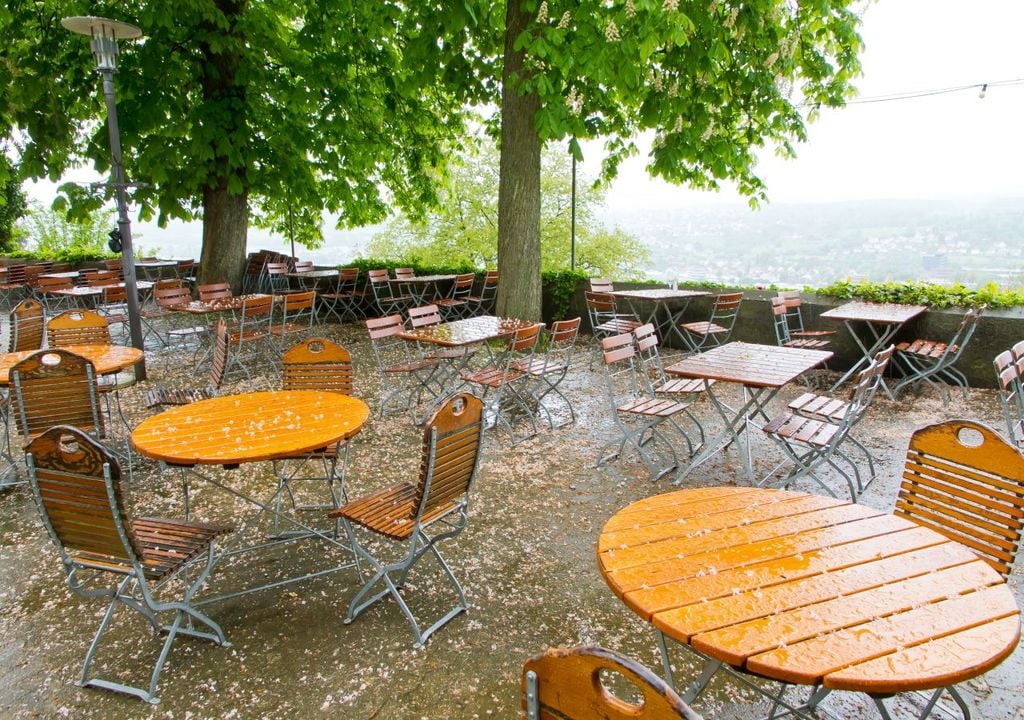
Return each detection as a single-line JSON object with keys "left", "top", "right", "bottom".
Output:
{"left": 61, "top": 16, "right": 147, "bottom": 380}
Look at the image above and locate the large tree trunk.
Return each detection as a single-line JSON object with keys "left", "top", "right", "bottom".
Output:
{"left": 199, "top": 181, "right": 248, "bottom": 289}
{"left": 197, "top": 0, "right": 249, "bottom": 292}
{"left": 496, "top": 0, "right": 543, "bottom": 322}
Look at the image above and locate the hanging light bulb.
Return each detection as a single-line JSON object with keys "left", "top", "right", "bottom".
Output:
{"left": 979, "top": 83, "right": 988, "bottom": 99}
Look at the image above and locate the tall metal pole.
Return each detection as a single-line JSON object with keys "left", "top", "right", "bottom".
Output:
{"left": 570, "top": 151, "right": 577, "bottom": 272}
{"left": 101, "top": 71, "right": 146, "bottom": 379}
{"left": 62, "top": 16, "right": 146, "bottom": 379}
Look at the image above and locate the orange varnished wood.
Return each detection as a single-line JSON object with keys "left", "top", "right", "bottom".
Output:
{"left": 664, "top": 342, "right": 832, "bottom": 388}
{"left": 131, "top": 390, "right": 369, "bottom": 465}
{"left": 522, "top": 646, "right": 701, "bottom": 720}
{"left": 596, "top": 488, "right": 1021, "bottom": 697}
{"left": 0, "top": 345, "right": 144, "bottom": 386}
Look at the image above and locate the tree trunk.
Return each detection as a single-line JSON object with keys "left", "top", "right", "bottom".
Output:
{"left": 496, "top": 0, "right": 543, "bottom": 322}
{"left": 199, "top": 181, "right": 248, "bottom": 290}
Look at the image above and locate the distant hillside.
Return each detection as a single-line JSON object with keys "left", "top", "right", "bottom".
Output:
{"left": 598, "top": 196, "right": 1024, "bottom": 288}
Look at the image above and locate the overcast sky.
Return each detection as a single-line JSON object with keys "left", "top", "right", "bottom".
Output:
{"left": 604, "top": 0, "right": 1024, "bottom": 208}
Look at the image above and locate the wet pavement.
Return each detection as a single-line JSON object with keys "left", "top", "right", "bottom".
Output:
{"left": 0, "top": 320, "right": 1020, "bottom": 719}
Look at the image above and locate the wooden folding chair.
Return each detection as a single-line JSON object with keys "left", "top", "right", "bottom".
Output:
{"left": 679, "top": 291, "right": 742, "bottom": 353}
{"left": 273, "top": 338, "right": 357, "bottom": 523}
{"left": 36, "top": 275, "right": 75, "bottom": 315}
{"left": 144, "top": 320, "right": 230, "bottom": 409}
{"left": 329, "top": 392, "right": 485, "bottom": 647}
{"left": 994, "top": 348, "right": 1024, "bottom": 448}
{"left": 318, "top": 267, "right": 363, "bottom": 323}
{"left": 511, "top": 317, "right": 581, "bottom": 429}
{"left": 460, "top": 322, "right": 544, "bottom": 445}
{"left": 522, "top": 646, "right": 702, "bottom": 720}
{"left": 197, "top": 282, "right": 233, "bottom": 302}
{"left": 368, "top": 268, "right": 413, "bottom": 317}
{"left": 146, "top": 286, "right": 207, "bottom": 350}
{"left": 597, "top": 332, "right": 691, "bottom": 481}
{"left": 466, "top": 270, "right": 498, "bottom": 316}
{"left": 269, "top": 289, "right": 317, "bottom": 354}
{"left": 762, "top": 347, "right": 894, "bottom": 500}
{"left": 777, "top": 290, "right": 835, "bottom": 346}
{"left": 892, "top": 305, "right": 985, "bottom": 405}
{"left": 770, "top": 296, "right": 831, "bottom": 349}
{"left": 224, "top": 294, "right": 276, "bottom": 379}
{"left": 265, "top": 261, "right": 292, "bottom": 294}
{"left": 365, "top": 314, "right": 442, "bottom": 418}
{"left": 8, "top": 298, "right": 44, "bottom": 352}
{"left": 435, "top": 272, "right": 475, "bottom": 319}
{"left": 585, "top": 290, "right": 641, "bottom": 369}
{"left": 25, "top": 426, "right": 232, "bottom": 704}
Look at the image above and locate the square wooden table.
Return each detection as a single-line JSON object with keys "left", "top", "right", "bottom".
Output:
{"left": 388, "top": 274, "right": 457, "bottom": 304}
{"left": 610, "top": 288, "right": 709, "bottom": 348}
{"left": 821, "top": 301, "right": 927, "bottom": 394}
{"left": 598, "top": 487, "right": 1020, "bottom": 718}
{"left": 665, "top": 342, "right": 832, "bottom": 483}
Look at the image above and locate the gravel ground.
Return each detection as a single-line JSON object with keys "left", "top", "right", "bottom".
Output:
{"left": 0, "top": 318, "right": 1020, "bottom": 720}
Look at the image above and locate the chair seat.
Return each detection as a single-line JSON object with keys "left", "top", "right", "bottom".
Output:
{"left": 145, "top": 385, "right": 216, "bottom": 409}
{"left": 596, "top": 318, "right": 641, "bottom": 334}
{"left": 792, "top": 329, "right": 836, "bottom": 338}
{"left": 332, "top": 482, "right": 459, "bottom": 540}
{"left": 788, "top": 392, "right": 849, "bottom": 422}
{"left": 435, "top": 298, "right": 468, "bottom": 308}
{"left": 270, "top": 322, "right": 308, "bottom": 336}
{"left": 75, "top": 517, "right": 232, "bottom": 580}
{"left": 462, "top": 367, "right": 526, "bottom": 388}
{"left": 619, "top": 397, "right": 688, "bottom": 417}
{"left": 430, "top": 347, "right": 476, "bottom": 362}
{"left": 680, "top": 321, "right": 729, "bottom": 335}
{"left": 168, "top": 325, "right": 208, "bottom": 338}
{"left": 655, "top": 377, "right": 712, "bottom": 394}
{"left": 763, "top": 413, "right": 840, "bottom": 447}
{"left": 896, "top": 339, "right": 956, "bottom": 358}
{"left": 510, "top": 358, "right": 555, "bottom": 376}
{"left": 784, "top": 338, "right": 831, "bottom": 349}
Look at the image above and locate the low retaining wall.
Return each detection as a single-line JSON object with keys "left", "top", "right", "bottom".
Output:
{"left": 547, "top": 281, "right": 1024, "bottom": 389}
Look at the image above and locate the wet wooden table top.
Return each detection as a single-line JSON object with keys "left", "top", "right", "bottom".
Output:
{"left": 820, "top": 301, "right": 927, "bottom": 324}
{"left": 664, "top": 342, "right": 832, "bottom": 388}
{"left": 132, "top": 390, "right": 370, "bottom": 466}
{"left": 171, "top": 294, "right": 271, "bottom": 314}
{"left": 0, "top": 345, "right": 144, "bottom": 385}
{"left": 387, "top": 274, "right": 457, "bottom": 284}
{"left": 609, "top": 289, "right": 709, "bottom": 301}
{"left": 398, "top": 315, "right": 537, "bottom": 347}
{"left": 598, "top": 487, "right": 1020, "bottom": 695}
{"left": 285, "top": 270, "right": 338, "bottom": 279}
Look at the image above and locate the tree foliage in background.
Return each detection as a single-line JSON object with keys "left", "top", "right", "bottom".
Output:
{"left": 366, "top": 141, "right": 649, "bottom": 279}
{"left": 0, "top": 154, "right": 27, "bottom": 254}
{"left": 0, "top": 0, "right": 485, "bottom": 288}
{"left": 13, "top": 202, "right": 116, "bottom": 263}
{"left": 491, "top": 0, "right": 865, "bottom": 320}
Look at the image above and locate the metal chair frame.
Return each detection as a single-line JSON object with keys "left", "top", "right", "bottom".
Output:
{"left": 585, "top": 290, "right": 642, "bottom": 369}
{"left": 318, "top": 267, "right": 362, "bottom": 323}
{"left": 330, "top": 393, "right": 485, "bottom": 648}
{"left": 224, "top": 294, "right": 276, "bottom": 379}
{"left": 466, "top": 270, "right": 498, "bottom": 316}
{"left": 365, "top": 314, "right": 443, "bottom": 418}
{"left": 368, "top": 268, "right": 413, "bottom": 317}
{"left": 512, "top": 317, "right": 581, "bottom": 429}
{"left": 891, "top": 305, "right": 985, "bottom": 405}
{"left": 8, "top": 298, "right": 45, "bottom": 352}
{"left": 994, "top": 348, "right": 1024, "bottom": 448}
{"left": 25, "top": 426, "right": 231, "bottom": 704}
{"left": 435, "top": 272, "right": 475, "bottom": 320}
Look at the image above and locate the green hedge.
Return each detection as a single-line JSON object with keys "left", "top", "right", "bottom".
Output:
{"left": 812, "top": 279, "right": 1024, "bottom": 310}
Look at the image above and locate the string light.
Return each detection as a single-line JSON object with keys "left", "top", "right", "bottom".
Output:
{"left": 843, "top": 78, "right": 1023, "bottom": 105}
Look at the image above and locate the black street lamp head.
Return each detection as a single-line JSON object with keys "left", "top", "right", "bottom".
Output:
{"left": 61, "top": 16, "right": 142, "bottom": 72}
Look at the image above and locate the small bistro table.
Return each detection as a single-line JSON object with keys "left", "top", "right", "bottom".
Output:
{"left": 131, "top": 390, "right": 371, "bottom": 603}
{"left": 609, "top": 288, "right": 709, "bottom": 348}
{"left": 0, "top": 345, "right": 144, "bottom": 385}
{"left": 389, "top": 274, "right": 457, "bottom": 305}
{"left": 397, "top": 314, "right": 536, "bottom": 348}
{"left": 821, "top": 301, "right": 927, "bottom": 394}
{"left": 665, "top": 342, "right": 832, "bottom": 483}
{"left": 597, "top": 487, "right": 1021, "bottom": 718}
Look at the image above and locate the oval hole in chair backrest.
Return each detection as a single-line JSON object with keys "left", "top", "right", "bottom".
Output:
{"left": 68, "top": 311, "right": 85, "bottom": 322}
{"left": 596, "top": 667, "right": 645, "bottom": 710}
{"left": 57, "top": 434, "right": 82, "bottom": 458}
{"left": 41, "top": 352, "right": 63, "bottom": 368}
{"left": 450, "top": 395, "right": 466, "bottom": 416}
{"left": 956, "top": 425, "right": 985, "bottom": 448}
{"left": 307, "top": 340, "right": 324, "bottom": 354}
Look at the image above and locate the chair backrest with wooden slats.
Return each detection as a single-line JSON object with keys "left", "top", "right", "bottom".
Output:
{"left": 408, "top": 304, "right": 443, "bottom": 328}
{"left": 394, "top": 267, "right": 415, "bottom": 280}
{"left": 25, "top": 426, "right": 142, "bottom": 573}
{"left": 154, "top": 278, "right": 185, "bottom": 291}
{"left": 37, "top": 275, "right": 74, "bottom": 294}
{"left": 897, "top": 419, "right": 1024, "bottom": 578}
{"left": 277, "top": 289, "right": 316, "bottom": 318}
{"left": 175, "top": 259, "right": 196, "bottom": 277}
{"left": 585, "top": 290, "right": 621, "bottom": 330}
{"left": 508, "top": 322, "right": 543, "bottom": 354}
{"left": 590, "top": 278, "right": 615, "bottom": 293}
{"left": 293, "top": 260, "right": 315, "bottom": 273}
{"left": 155, "top": 286, "right": 192, "bottom": 310}
{"left": 47, "top": 309, "right": 112, "bottom": 348}
{"left": 366, "top": 314, "right": 416, "bottom": 371}
{"left": 522, "top": 646, "right": 702, "bottom": 720}
{"left": 102, "top": 258, "right": 123, "bottom": 272}
{"left": 633, "top": 322, "right": 668, "bottom": 389}
{"left": 710, "top": 291, "right": 744, "bottom": 327}
{"left": 9, "top": 298, "right": 45, "bottom": 352}
{"left": 413, "top": 393, "right": 484, "bottom": 522}
{"left": 770, "top": 296, "right": 793, "bottom": 346}
{"left": 86, "top": 270, "right": 120, "bottom": 288}
{"left": 602, "top": 332, "right": 644, "bottom": 409}
{"left": 449, "top": 273, "right": 475, "bottom": 297}
{"left": 24, "top": 264, "right": 50, "bottom": 289}
{"left": 210, "top": 319, "right": 230, "bottom": 389}
{"left": 282, "top": 337, "right": 353, "bottom": 395}
{"left": 368, "top": 268, "right": 398, "bottom": 302}
{"left": 198, "top": 282, "right": 233, "bottom": 302}
{"left": 10, "top": 350, "right": 105, "bottom": 440}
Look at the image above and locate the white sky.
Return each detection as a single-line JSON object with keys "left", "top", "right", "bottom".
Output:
{"left": 604, "top": 0, "right": 1024, "bottom": 208}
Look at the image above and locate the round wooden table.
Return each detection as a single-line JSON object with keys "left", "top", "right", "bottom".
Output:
{"left": 0, "top": 345, "right": 144, "bottom": 386}
{"left": 131, "top": 390, "right": 369, "bottom": 466}
{"left": 598, "top": 487, "right": 1020, "bottom": 700}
